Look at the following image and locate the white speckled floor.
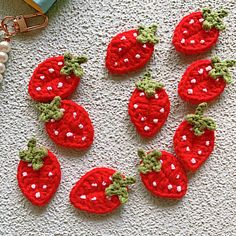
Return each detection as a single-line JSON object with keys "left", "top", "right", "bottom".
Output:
{"left": 0, "top": 0, "right": 235, "bottom": 235}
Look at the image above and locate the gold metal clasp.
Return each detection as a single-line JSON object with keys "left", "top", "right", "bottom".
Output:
{"left": 1, "top": 12, "right": 48, "bottom": 37}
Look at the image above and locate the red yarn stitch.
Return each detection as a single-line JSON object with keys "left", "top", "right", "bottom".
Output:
{"left": 17, "top": 151, "right": 61, "bottom": 206}
{"left": 172, "top": 12, "right": 219, "bottom": 55}
{"left": 45, "top": 100, "right": 94, "bottom": 149}
{"left": 106, "top": 29, "right": 154, "bottom": 74}
{"left": 173, "top": 121, "right": 215, "bottom": 172}
{"left": 140, "top": 151, "right": 188, "bottom": 199}
{"left": 178, "top": 59, "right": 226, "bottom": 104}
{"left": 28, "top": 55, "right": 80, "bottom": 102}
{"left": 70, "top": 168, "right": 121, "bottom": 214}
{"left": 128, "top": 88, "right": 170, "bottom": 137}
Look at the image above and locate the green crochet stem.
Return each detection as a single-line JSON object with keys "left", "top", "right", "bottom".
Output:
{"left": 138, "top": 149, "right": 162, "bottom": 174}
{"left": 136, "top": 71, "right": 164, "bottom": 97}
{"left": 19, "top": 138, "right": 48, "bottom": 171}
{"left": 38, "top": 96, "right": 64, "bottom": 122}
{"left": 60, "top": 52, "right": 87, "bottom": 77}
{"left": 105, "top": 172, "right": 136, "bottom": 204}
{"left": 136, "top": 25, "right": 159, "bottom": 44}
{"left": 202, "top": 8, "right": 228, "bottom": 31}
{"left": 185, "top": 103, "right": 216, "bottom": 136}
{"left": 209, "top": 56, "right": 236, "bottom": 84}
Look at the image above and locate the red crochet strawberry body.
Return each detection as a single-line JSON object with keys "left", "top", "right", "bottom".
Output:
{"left": 29, "top": 53, "right": 87, "bottom": 102}
{"left": 173, "top": 120, "right": 215, "bottom": 172}
{"left": 70, "top": 168, "right": 135, "bottom": 214}
{"left": 139, "top": 150, "right": 188, "bottom": 199}
{"left": 173, "top": 11, "right": 219, "bottom": 55}
{"left": 178, "top": 59, "right": 226, "bottom": 104}
{"left": 44, "top": 99, "right": 94, "bottom": 149}
{"left": 17, "top": 150, "right": 61, "bottom": 206}
{"left": 106, "top": 25, "right": 158, "bottom": 74}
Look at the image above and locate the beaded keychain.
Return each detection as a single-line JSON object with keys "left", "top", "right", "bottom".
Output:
{"left": 0, "top": 12, "right": 48, "bottom": 83}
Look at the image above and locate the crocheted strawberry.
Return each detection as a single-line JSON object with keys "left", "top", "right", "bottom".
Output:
{"left": 173, "top": 8, "right": 228, "bottom": 55}
{"left": 17, "top": 138, "right": 61, "bottom": 206}
{"left": 178, "top": 56, "right": 236, "bottom": 104}
{"left": 173, "top": 103, "right": 216, "bottom": 172}
{"left": 106, "top": 25, "right": 159, "bottom": 74}
{"left": 70, "top": 168, "right": 135, "bottom": 214}
{"left": 38, "top": 96, "right": 94, "bottom": 149}
{"left": 138, "top": 149, "right": 188, "bottom": 199}
{"left": 28, "top": 52, "right": 87, "bottom": 102}
{"left": 128, "top": 71, "right": 170, "bottom": 137}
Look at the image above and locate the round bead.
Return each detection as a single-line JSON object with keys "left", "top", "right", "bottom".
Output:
{"left": 0, "top": 52, "right": 8, "bottom": 63}
{"left": 0, "top": 74, "right": 3, "bottom": 83}
{"left": 0, "top": 63, "right": 6, "bottom": 74}
{"left": 0, "top": 41, "right": 11, "bottom": 53}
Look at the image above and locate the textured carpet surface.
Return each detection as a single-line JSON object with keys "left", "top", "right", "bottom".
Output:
{"left": 0, "top": 0, "right": 235, "bottom": 235}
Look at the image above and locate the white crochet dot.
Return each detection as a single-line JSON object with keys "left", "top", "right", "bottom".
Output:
{"left": 171, "top": 164, "right": 175, "bottom": 170}
{"left": 200, "top": 39, "right": 205, "bottom": 44}
{"left": 66, "top": 76, "right": 71, "bottom": 80}
{"left": 121, "top": 36, "right": 126, "bottom": 40}
{"left": 79, "top": 124, "right": 84, "bottom": 129}
{"left": 118, "top": 48, "right": 122, "bottom": 52}
{"left": 109, "top": 176, "right": 112, "bottom": 181}
{"left": 160, "top": 108, "right": 164, "bottom": 113}
{"left": 181, "top": 38, "right": 185, "bottom": 44}
{"left": 140, "top": 92, "right": 145, "bottom": 96}
{"left": 168, "top": 184, "right": 173, "bottom": 190}
{"left": 102, "top": 181, "right": 106, "bottom": 186}
{"left": 31, "top": 184, "right": 36, "bottom": 189}
{"left": 60, "top": 108, "right": 65, "bottom": 112}
{"left": 133, "top": 104, "right": 138, "bottom": 109}
{"left": 186, "top": 146, "right": 190, "bottom": 152}
{"left": 187, "top": 89, "right": 193, "bottom": 94}
{"left": 47, "top": 86, "right": 52, "bottom": 91}
{"left": 35, "top": 192, "right": 41, "bottom": 198}
{"left": 57, "top": 82, "right": 63, "bottom": 88}
{"left": 124, "top": 58, "right": 129, "bottom": 63}
{"left": 91, "top": 197, "right": 97, "bottom": 201}
{"left": 36, "top": 87, "right": 41, "bottom": 91}
{"left": 66, "top": 132, "right": 73, "bottom": 137}
{"left": 190, "top": 40, "right": 195, "bottom": 44}
{"left": 198, "top": 150, "right": 202, "bottom": 155}
{"left": 144, "top": 126, "right": 150, "bottom": 131}
{"left": 205, "top": 141, "right": 210, "bottom": 146}
{"left": 202, "top": 88, "right": 208, "bottom": 92}
{"left": 152, "top": 181, "right": 157, "bottom": 187}
{"left": 48, "top": 68, "right": 54, "bottom": 73}
{"left": 153, "top": 119, "right": 158, "bottom": 124}
{"left": 216, "top": 78, "right": 220, "bottom": 82}
{"left": 58, "top": 62, "right": 63, "bottom": 66}
{"left": 133, "top": 32, "right": 138, "bottom": 37}
{"left": 106, "top": 196, "right": 112, "bottom": 200}
{"left": 135, "top": 54, "right": 141, "bottom": 59}
{"left": 54, "top": 130, "right": 59, "bottom": 136}
{"left": 155, "top": 94, "right": 159, "bottom": 99}
{"left": 73, "top": 112, "right": 77, "bottom": 118}
{"left": 189, "top": 19, "right": 194, "bottom": 24}
{"left": 82, "top": 136, "right": 86, "bottom": 141}
{"left": 182, "top": 135, "right": 187, "bottom": 141}
{"left": 199, "top": 18, "right": 204, "bottom": 23}
{"left": 50, "top": 119, "right": 55, "bottom": 122}
{"left": 40, "top": 75, "right": 45, "bottom": 80}
{"left": 22, "top": 172, "right": 27, "bottom": 177}
{"left": 28, "top": 163, "right": 32, "bottom": 167}
{"left": 183, "top": 30, "right": 188, "bottom": 34}
{"left": 91, "top": 183, "right": 98, "bottom": 187}
{"left": 48, "top": 172, "right": 53, "bottom": 177}
{"left": 206, "top": 66, "right": 212, "bottom": 71}
{"left": 141, "top": 117, "right": 146, "bottom": 122}
{"left": 80, "top": 195, "right": 86, "bottom": 199}
{"left": 114, "top": 62, "right": 118, "bottom": 66}
{"left": 176, "top": 175, "right": 180, "bottom": 179}
{"left": 191, "top": 79, "right": 196, "bottom": 84}
{"left": 198, "top": 68, "right": 204, "bottom": 74}
{"left": 177, "top": 186, "right": 182, "bottom": 192}
{"left": 43, "top": 185, "right": 47, "bottom": 189}
{"left": 191, "top": 158, "right": 197, "bottom": 164}
{"left": 143, "top": 44, "right": 147, "bottom": 48}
